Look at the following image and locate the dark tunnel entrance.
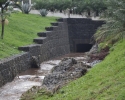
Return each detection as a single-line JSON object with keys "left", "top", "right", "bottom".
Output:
{"left": 76, "top": 44, "right": 93, "bottom": 52}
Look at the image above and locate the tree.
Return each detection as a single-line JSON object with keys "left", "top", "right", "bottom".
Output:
{"left": 0, "top": 0, "right": 7, "bottom": 7}
{"left": 34, "top": 0, "right": 106, "bottom": 17}
{"left": 0, "top": 0, "right": 10, "bottom": 39}
{"left": 0, "top": 0, "right": 32, "bottom": 39}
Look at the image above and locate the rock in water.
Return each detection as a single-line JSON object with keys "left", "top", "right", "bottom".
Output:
{"left": 31, "top": 56, "right": 40, "bottom": 68}
{"left": 42, "top": 57, "right": 87, "bottom": 92}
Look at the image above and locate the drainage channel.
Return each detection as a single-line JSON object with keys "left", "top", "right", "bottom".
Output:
{"left": 0, "top": 53, "right": 86, "bottom": 100}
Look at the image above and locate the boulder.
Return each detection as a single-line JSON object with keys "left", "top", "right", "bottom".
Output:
{"left": 89, "top": 44, "right": 98, "bottom": 54}
{"left": 42, "top": 57, "right": 87, "bottom": 92}
{"left": 31, "top": 56, "right": 40, "bottom": 68}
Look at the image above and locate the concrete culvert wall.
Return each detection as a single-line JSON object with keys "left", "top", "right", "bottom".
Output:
{"left": 67, "top": 18, "right": 104, "bottom": 52}
{"left": 0, "top": 18, "right": 104, "bottom": 87}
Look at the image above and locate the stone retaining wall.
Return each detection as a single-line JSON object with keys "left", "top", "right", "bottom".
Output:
{"left": 0, "top": 52, "right": 30, "bottom": 87}
{"left": 0, "top": 18, "right": 104, "bottom": 87}
{"left": 0, "top": 18, "right": 70, "bottom": 87}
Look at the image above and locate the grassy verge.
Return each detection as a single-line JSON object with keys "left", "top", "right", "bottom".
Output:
{"left": 0, "top": 13, "right": 57, "bottom": 59}
{"left": 33, "top": 39, "right": 125, "bottom": 100}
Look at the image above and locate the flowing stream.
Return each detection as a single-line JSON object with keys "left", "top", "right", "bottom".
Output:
{"left": 0, "top": 53, "right": 86, "bottom": 100}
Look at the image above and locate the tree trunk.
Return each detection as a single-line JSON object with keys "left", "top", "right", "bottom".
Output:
{"left": 1, "top": 7, "right": 5, "bottom": 39}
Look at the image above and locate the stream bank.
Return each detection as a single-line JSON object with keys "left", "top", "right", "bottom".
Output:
{"left": 0, "top": 44, "right": 109, "bottom": 100}
{"left": 0, "top": 53, "right": 88, "bottom": 100}
{"left": 21, "top": 45, "right": 109, "bottom": 100}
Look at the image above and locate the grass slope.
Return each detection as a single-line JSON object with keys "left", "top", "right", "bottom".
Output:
{"left": 0, "top": 13, "right": 57, "bottom": 59}
{"left": 35, "top": 40, "right": 125, "bottom": 100}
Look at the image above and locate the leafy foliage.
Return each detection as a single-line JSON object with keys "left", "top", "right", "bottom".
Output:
{"left": 94, "top": 0, "right": 125, "bottom": 47}
{"left": 0, "top": 0, "right": 7, "bottom": 7}
{"left": 22, "top": 3, "right": 31, "bottom": 14}
{"left": 34, "top": 0, "right": 106, "bottom": 15}
{"left": 39, "top": 9, "right": 48, "bottom": 17}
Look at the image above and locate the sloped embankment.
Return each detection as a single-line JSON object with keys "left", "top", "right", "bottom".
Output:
{"left": 34, "top": 40, "right": 125, "bottom": 100}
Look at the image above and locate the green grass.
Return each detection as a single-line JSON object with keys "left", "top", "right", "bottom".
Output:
{"left": 1, "top": 12, "right": 125, "bottom": 100}
{"left": 34, "top": 40, "right": 125, "bottom": 100}
{"left": 0, "top": 13, "right": 57, "bottom": 59}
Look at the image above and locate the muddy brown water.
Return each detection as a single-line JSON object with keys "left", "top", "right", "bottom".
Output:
{"left": 0, "top": 53, "right": 86, "bottom": 100}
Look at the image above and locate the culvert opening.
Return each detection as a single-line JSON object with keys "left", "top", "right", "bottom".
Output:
{"left": 76, "top": 44, "right": 93, "bottom": 52}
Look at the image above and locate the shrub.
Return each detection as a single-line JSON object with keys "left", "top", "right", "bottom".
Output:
{"left": 94, "top": 0, "right": 125, "bottom": 45}
{"left": 22, "top": 3, "right": 31, "bottom": 14}
{"left": 39, "top": 9, "right": 48, "bottom": 17}
{"left": 34, "top": 0, "right": 106, "bottom": 15}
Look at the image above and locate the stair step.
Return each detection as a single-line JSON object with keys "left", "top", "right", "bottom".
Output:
{"left": 56, "top": 18, "right": 63, "bottom": 22}
{"left": 18, "top": 44, "right": 39, "bottom": 51}
{"left": 45, "top": 26, "right": 58, "bottom": 31}
{"left": 45, "top": 27, "right": 53, "bottom": 31}
{"left": 51, "top": 22, "right": 58, "bottom": 26}
{"left": 33, "top": 37, "right": 47, "bottom": 44}
{"left": 37, "top": 31, "right": 51, "bottom": 37}
{"left": 18, "top": 46, "right": 30, "bottom": 51}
